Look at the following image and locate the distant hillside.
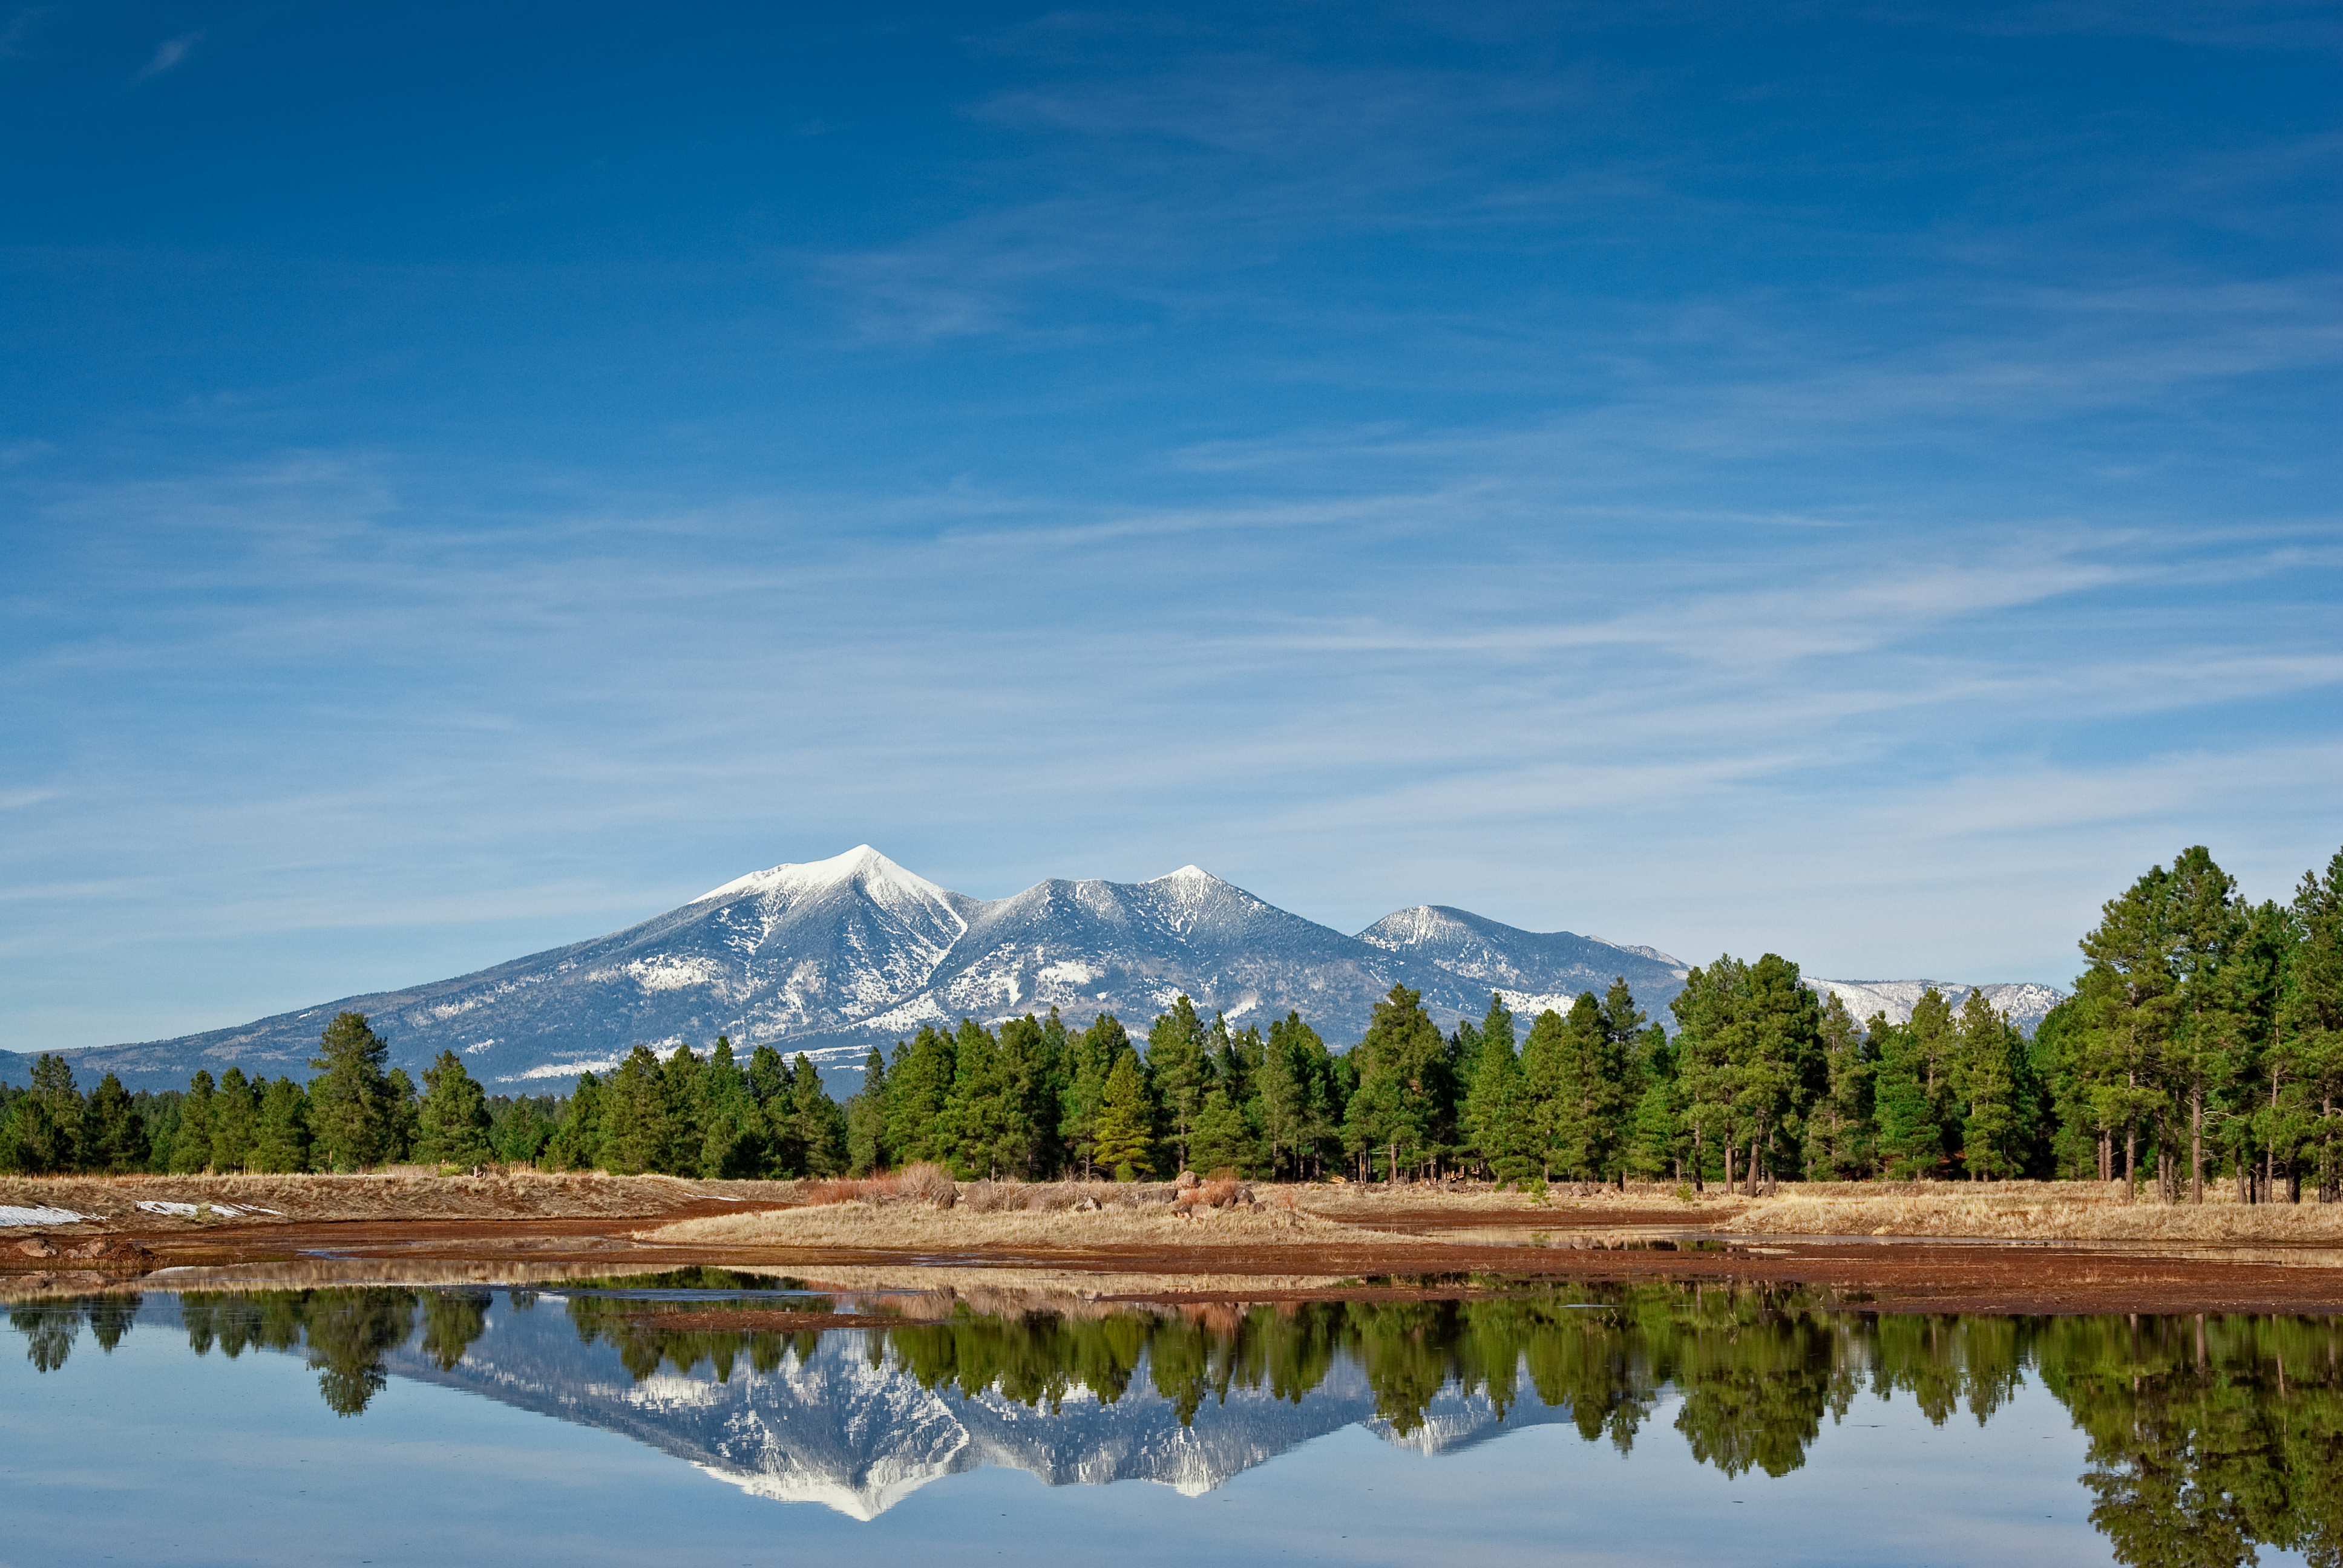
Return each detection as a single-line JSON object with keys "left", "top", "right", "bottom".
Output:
{"left": 1805, "top": 978, "right": 2066, "bottom": 1035}
{"left": 34, "top": 847, "right": 2065, "bottom": 1091}
{"left": 39, "top": 848, "right": 1690, "bottom": 1091}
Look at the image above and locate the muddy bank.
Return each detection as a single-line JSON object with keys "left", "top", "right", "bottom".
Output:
{"left": 5, "top": 1174, "right": 2342, "bottom": 1315}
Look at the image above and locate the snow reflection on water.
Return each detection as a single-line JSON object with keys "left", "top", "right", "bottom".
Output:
{"left": 5, "top": 1276, "right": 2336, "bottom": 1566}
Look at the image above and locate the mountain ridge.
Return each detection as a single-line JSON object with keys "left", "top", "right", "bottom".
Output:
{"left": 11, "top": 846, "right": 2060, "bottom": 1091}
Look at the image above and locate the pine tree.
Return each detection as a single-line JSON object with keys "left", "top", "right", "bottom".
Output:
{"left": 415, "top": 1050, "right": 494, "bottom": 1167}
{"left": 1874, "top": 990, "right": 1958, "bottom": 1179}
{"left": 1343, "top": 985, "right": 1449, "bottom": 1181}
{"left": 1951, "top": 991, "right": 2027, "bottom": 1180}
{"left": 211, "top": 1067, "right": 260, "bottom": 1172}
{"left": 1463, "top": 1019, "right": 1536, "bottom": 1185}
{"left": 251, "top": 1078, "right": 312, "bottom": 1172}
{"left": 784, "top": 1054, "right": 847, "bottom": 1177}
{"left": 1058, "top": 1014, "right": 1130, "bottom": 1178}
{"left": 941, "top": 1019, "right": 1014, "bottom": 1178}
{"left": 1187, "top": 1086, "right": 1247, "bottom": 1175}
{"left": 598, "top": 1045, "right": 675, "bottom": 1174}
{"left": 697, "top": 1039, "right": 764, "bottom": 1178}
{"left": 171, "top": 1070, "right": 217, "bottom": 1173}
{"left": 1545, "top": 993, "right": 1629, "bottom": 1182}
{"left": 543, "top": 1072, "right": 606, "bottom": 1171}
{"left": 382, "top": 1068, "right": 419, "bottom": 1162}
{"left": 2029, "top": 998, "right": 2098, "bottom": 1179}
{"left": 1668, "top": 956, "right": 1823, "bottom": 1193}
{"left": 1626, "top": 1035, "right": 1687, "bottom": 1182}
{"left": 2278, "top": 849, "right": 2343, "bottom": 1201}
{"left": 489, "top": 1094, "right": 549, "bottom": 1166}
{"left": 308, "top": 1011, "right": 394, "bottom": 1171}
{"left": 885, "top": 1027, "right": 957, "bottom": 1167}
{"left": 2076, "top": 861, "right": 2185, "bottom": 1199}
{"left": 82, "top": 1073, "right": 149, "bottom": 1174}
{"left": 0, "top": 1054, "right": 84, "bottom": 1174}
{"left": 1092, "top": 1051, "right": 1157, "bottom": 1180}
{"left": 1147, "top": 998, "right": 1211, "bottom": 1173}
{"left": 2159, "top": 848, "right": 2258, "bottom": 1203}
{"left": 1804, "top": 992, "right": 1871, "bottom": 1178}
{"left": 1254, "top": 1015, "right": 1307, "bottom": 1179}
{"left": 845, "top": 1048, "right": 890, "bottom": 1175}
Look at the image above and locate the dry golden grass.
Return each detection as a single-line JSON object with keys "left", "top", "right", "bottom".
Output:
{"left": 1732, "top": 1182, "right": 2343, "bottom": 1243}
{"left": 643, "top": 1194, "right": 1377, "bottom": 1251}
{"left": 0, "top": 1170, "right": 778, "bottom": 1226}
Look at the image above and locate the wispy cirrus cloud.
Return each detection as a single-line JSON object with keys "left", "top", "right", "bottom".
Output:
{"left": 134, "top": 31, "right": 199, "bottom": 81}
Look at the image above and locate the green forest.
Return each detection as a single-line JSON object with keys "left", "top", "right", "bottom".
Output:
{"left": 5, "top": 843, "right": 2340, "bottom": 1201}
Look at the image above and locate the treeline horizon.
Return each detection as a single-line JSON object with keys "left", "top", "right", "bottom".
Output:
{"left": 5, "top": 842, "right": 2339, "bottom": 1202}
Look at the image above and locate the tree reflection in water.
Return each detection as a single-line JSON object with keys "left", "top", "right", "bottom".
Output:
{"left": 11, "top": 1278, "right": 2343, "bottom": 1565}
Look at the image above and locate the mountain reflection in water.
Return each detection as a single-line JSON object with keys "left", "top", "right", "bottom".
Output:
{"left": 13, "top": 1276, "right": 2343, "bottom": 1563}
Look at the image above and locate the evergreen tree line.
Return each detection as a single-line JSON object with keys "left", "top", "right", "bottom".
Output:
{"left": 7, "top": 843, "right": 2338, "bottom": 1198}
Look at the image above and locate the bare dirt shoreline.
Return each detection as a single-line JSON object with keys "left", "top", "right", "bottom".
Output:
{"left": 7, "top": 1172, "right": 2343, "bottom": 1316}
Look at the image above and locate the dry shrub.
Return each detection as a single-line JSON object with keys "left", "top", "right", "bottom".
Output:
{"left": 798, "top": 1163, "right": 960, "bottom": 1209}
{"left": 1169, "top": 1177, "right": 1256, "bottom": 1218}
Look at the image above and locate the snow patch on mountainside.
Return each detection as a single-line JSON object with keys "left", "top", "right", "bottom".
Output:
{"left": 693, "top": 844, "right": 963, "bottom": 921}
{"left": 1807, "top": 978, "right": 2066, "bottom": 1034}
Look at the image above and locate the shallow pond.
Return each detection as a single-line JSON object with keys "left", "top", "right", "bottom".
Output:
{"left": 5, "top": 1275, "right": 2335, "bottom": 1567}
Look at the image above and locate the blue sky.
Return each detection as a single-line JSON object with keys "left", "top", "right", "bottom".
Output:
{"left": 4, "top": 1, "right": 2338, "bottom": 1050}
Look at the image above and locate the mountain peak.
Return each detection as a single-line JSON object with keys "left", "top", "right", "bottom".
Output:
{"left": 1153, "top": 864, "right": 1221, "bottom": 884}
{"left": 692, "top": 844, "right": 954, "bottom": 907}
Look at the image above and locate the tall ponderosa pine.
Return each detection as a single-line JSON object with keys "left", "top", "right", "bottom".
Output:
{"left": 251, "top": 1077, "right": 312, "bottom": 1172}
{"left": 211, "top": 1067, "right": 260, "bottom": 1172}
{"left": 846, "top": 1048, "right": 890, "bottom": 1175}
{"left": 1951, "top": 990, "right": 2030, "bottom": 1180}
{"left": 1873, "top": 990, "right": 1958, "bottom": 1179}
{"left": 1463, "top": 996, "right": 1536, "bottom": 1186}
{"left": 2076, "top": 863, "right": 2184, "bottom": 1198}
{"left": 2279, "top": 851, "right": 2343, "bottom": 1201}
{"left": 1670, "top": 955, "right": 1822, "bottom": 1193}
{"left": 308, "top": 1013, "right": 399, "bottom": 1171}
{"left": 1059, "top": 1014, "right": 1131, "bottom": 1178}
{"left": 885, "top": 1027, "right": 957, "bottom": 1167}
{"left": 598, "top": 1045, "right": 677, "bottom": 1175}
{"left": 0, "top": 1054, "right": 84, "bottom": 1174}
{"left": 1092, "top": 1051, "right": 1157, "bottom": 1180}
{"left": 695, "top": 1039, "right": 762, "bottom": 1178}
{"left": 1344, "top": 985, "right": 1450, "bottom": 1181}
{"left": 1146, "top": 998, "right": 1211, "bottom": 1173}
{"left": 172, "top": 1070, "right": 217, "bottom": 1173}
{"left": 1545, "top": 993, "right": 1632, "bottom": 1183}
{"left": 782, "top": 1053, "right": 848, "bottom": 1177}
{"left": 415, "top": 1050, "right": 494, "bottom": 1168}
{"left": 82, "top": 1072, "right": 149, "bottom": 1175}
{"left": 1805, "top": 992, "right": 1870, "bottom": 1178}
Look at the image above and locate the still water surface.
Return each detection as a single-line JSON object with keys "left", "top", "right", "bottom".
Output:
{"left": 4, "top": 1276, "right": 2333, "bottom": 1567}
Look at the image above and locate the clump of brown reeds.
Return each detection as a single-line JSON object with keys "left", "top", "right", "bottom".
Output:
{"left": 798, "top": 1162, "right": 966, "bottom": 1208}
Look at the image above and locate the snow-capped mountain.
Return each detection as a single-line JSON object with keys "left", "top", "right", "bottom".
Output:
{"left": 1803, "top": 978, "right": 2066, "bottom": 1034}
{"left": 1357, "top": 904, "right": 1689, "bottom": 1022}
{"left": 36, "top": 845, "right": 2061, "bottom": 1091}
{"left": 57, "top": 846, "right": 1688, "bottom": 1089}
